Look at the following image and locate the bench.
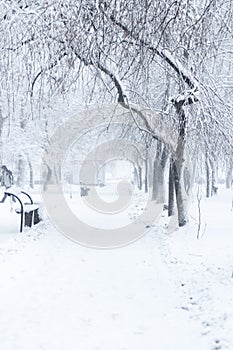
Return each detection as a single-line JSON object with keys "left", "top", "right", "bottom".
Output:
{"left": 80, "top": 186, "right": 89, "bottom": 197}
{"left": 80, "top": 182, "right": 90, "bottom": 197}
{"left": 4, "top": 190, "right": 41, "bottom": 233}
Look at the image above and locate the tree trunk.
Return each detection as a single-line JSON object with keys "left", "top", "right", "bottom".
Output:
{"left": 168, "top": 160, "right": 175, "bottom": 216}
{"left": 148, "top": 158, "right": 153, "bottom": 188}
{"left": 206, "top": 156, "right": 211, "bottom": 198}
{"left": 138, "top": 166, "right": 142, "bottom": 190}
{"left": 152, "top": 160, "right": 167, "bottom": 203}
{"left": 210, "top": 159, "right": 218, "bottom": 195}
{"left": 53, "top": 164, "right": 62, "bottom": 185}
{"left": 173, "top": 101, "right": 188, "bottom": 227}
{"left": 17, "top": 156, "right": 25, "bottom": 188}
{"left": 144, "top": 159, "right": 148, "bottom": 193}
{"left": 43, "top": 164, "right": 52, "bottom": 191}
{"left": 152, "top": 159, "right": 159, "bottom": 200}
{"left": 28, "top": 160, "right": 34, "bottom": 189}
{"left": 157, "top": 148, "right": 169, "bottom": 203}
{"left": 152, "top": 145, "right": 168, "bottom": 203}
{"left": 226, "top": 159, "right": 233, "bottom": 189}
{"left": 173, "top": 159, "right": 187, "bottom": 227}
{"left": 133, "top": 166, "right": 139, "bottom": 188}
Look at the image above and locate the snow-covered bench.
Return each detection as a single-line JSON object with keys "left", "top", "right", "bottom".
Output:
{"left": 80, "top": 182, "right": 90, "bottom": 197}
{"left": 4, "top": 190, "right": 41, "bottom": 233}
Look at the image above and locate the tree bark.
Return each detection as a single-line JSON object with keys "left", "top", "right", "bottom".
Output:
{"left": 133, "top": 166, "right": 139, "bottom": 189}
{"left": 210, "top": 160, "right": 218, "bottom": 196}
{"left": 152, "top": 144, "right": 168, "bottom": 203}
{"left": 173, "top": 159, "right": 187, "bottom": 227}
{"left": 152, "top": 163, "right": 166, "bottom": 203}
{"left": 138, "top": 166, "right": 142, "bottom": 190}
{"left": 144, "top": 159, "right": 149, "bottom": 193}
{"left": 43, "top": 164, "right": 52, "bottom": 191}
{"left": 28, "top": 160, "right": 34, "bottom": 189}
{"left": 17, "top": 156, "right": 25, "bottom": 188}
{"left": 226, "top": 159, "right": 233, "bottom": 189}
{"left": 168, "top": 160, "right": 175, "bottom": 216}
{"left": 152, "top": 159, "right": 159, "bottom": 201}
{"left": 173, "top": 101, "right": 188, "bottom": 227}
{"left": 206, "top": 156, "right": 211, "bottom": 198}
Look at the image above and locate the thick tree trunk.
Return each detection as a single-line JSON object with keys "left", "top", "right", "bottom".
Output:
{"left": 173, "top": 159, "right": 187, "bottom": 227}
{"left": 156, "top": 167, "right": 166, "bottom": 203}
{"left": 168, "top": 160, "right": 175, "bottom": 216}
{"left": 173, "top": 101, "right": 188, "bottom": 227}
{"left": 152, "top": 161, "right": 167, "bottom": 203}
{"left": 152, "top": 145, "right": 168, "bottom": 203}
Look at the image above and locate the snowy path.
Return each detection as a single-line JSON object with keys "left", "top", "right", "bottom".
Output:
{"left": 0, "top": 224, "right": 209, "bottom": 350}
{"left": 0, "top": 187, "right": 233, "bottom": 350}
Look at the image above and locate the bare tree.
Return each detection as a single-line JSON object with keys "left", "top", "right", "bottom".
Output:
{"left": 1, "top": 0, "right": 233, "bottom": 226}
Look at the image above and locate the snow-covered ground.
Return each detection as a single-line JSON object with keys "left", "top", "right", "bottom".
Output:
{"left": 0, "top": 185, "right": 232, "bottom": 350}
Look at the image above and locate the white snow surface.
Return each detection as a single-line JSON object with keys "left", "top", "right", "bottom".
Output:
{"left": 0, "top": 185, "right": 233, "bottom": 350}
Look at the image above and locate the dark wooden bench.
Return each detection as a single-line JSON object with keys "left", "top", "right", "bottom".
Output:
{"left": 4, "top": 190, "right": 41, "bottom": 232}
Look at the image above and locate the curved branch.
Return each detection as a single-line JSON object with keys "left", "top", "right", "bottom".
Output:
{"left": 30, "top": 52, "right": 67, "bottom": 97}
